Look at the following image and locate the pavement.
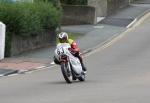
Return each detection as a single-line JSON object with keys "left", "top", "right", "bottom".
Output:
{"left": 0, "top": 3, "right": 150, "bottom": 76}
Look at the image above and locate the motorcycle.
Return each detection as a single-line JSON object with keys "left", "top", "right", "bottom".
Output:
{"left": 54, "top": 43, "right": 86, "bottom": 83}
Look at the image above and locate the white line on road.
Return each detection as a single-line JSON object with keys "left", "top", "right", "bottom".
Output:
{"left": 126, "top": 18, "right": 137, "bottom": 28}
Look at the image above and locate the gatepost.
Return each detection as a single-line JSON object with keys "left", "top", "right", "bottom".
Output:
{"left": 0, "top": 22, "right": 6, "bottom": 60}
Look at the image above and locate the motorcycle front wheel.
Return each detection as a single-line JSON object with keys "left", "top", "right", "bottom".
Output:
{"left": 78, "top": 73, "right": 85, "bottom": 81}
{"left": 61, "top": 62, "right": 73, "bottom": 83}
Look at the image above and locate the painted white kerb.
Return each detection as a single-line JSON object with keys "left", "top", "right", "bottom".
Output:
{"left": 0, "top": 22, "right": 6, "bottom": 60}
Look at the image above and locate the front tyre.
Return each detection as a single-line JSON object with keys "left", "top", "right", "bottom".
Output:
{"left": 61, "top": 63, "right": 73, "bottom": 83}
{"left": 78, "top": 72, "right": 85, "bottom": 81}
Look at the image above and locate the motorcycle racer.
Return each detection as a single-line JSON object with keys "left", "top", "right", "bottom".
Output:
{"left": 54, "top": 32, "right": 87, "bottom": 73}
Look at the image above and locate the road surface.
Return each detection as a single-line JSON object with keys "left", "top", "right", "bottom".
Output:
{"left": 0, "top": 13, "right": 150, "bottom": 103}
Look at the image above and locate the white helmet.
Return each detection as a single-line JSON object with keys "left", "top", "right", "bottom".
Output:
{"left": 58, "top": 32, "right": 68, "bottom": 40}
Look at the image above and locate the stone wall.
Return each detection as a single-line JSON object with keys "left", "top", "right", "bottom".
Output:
{"left": 10, "top": 29, "right": 56, "bottom": 56}
{"left": 88, "top": 0, "right": 129, "bottom": 17}
{"left": 88, "top": 0, "right": 107, "bottom": 17}
{"left": 61, "top": 0, "right": 129, "bottom": 25}
{"left": 61, "top": 5, "right": 96, "bottom": 25}
{"left": 107, "top": 0, "right": 129, "bottom": 15}
{"left": 118, "top": 0, "right": 129, "bottom": 8}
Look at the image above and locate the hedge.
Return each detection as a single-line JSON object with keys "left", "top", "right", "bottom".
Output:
{"left": 0, "top": 2, "right": 61, "bottom": 56}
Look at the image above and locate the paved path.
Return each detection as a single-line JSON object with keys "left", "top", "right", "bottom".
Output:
{"left": 0, "top": 4, "right": 149, "bottom": 76}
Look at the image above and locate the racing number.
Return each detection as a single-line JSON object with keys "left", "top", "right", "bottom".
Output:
{"left": 57, "top": 47, "right": 64, "bottom": 55}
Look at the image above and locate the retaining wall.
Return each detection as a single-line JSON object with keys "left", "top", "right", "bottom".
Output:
{"left": 88, "top": 0, "right": 129, "bottom": 16}
{"left": 61, "top": 5, "right": 96, "bottom": 25}
{"left": 10, "top": 29, "right": 56, "bottom": 56}
{"left": 88, "top": 0, "right": 107, "bottom": 17}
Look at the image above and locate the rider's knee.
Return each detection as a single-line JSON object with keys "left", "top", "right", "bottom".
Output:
{"left": 54, "top": 56, "right": 60, "bottom": 65}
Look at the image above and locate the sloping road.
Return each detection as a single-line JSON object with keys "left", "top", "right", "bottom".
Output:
{"left": 0, "top": 13, "right": 150, "bottom": 103}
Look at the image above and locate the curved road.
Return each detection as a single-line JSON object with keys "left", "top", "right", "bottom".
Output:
{"left": 0, "top": 13, "right": 150, "bottom": 103}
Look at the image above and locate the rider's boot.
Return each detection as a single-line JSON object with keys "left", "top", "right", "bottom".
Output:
{"left": 78, "top": 55, "right": 87, "bottom": 74}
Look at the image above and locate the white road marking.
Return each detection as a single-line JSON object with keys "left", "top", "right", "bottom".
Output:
{"left": 126, "top": 18, "right": 137, "bottom": 28}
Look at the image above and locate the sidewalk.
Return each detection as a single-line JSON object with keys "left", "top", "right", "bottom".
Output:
{"left": 0, "top": 4, "right": 150, "bottom": 76}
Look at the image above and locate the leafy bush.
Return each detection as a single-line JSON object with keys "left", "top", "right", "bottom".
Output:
{"left": 0, "top": 2, "right": 61, "bottom": 56}
{"left": 34, "top": 0, "right": 62, "bottom": 10}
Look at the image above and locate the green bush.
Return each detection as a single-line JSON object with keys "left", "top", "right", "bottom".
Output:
{"left": 0, "top": 2, "right": 61, "bottom": 56}
{"left": 34, "top": 0, "right": 62, "bottom": 10}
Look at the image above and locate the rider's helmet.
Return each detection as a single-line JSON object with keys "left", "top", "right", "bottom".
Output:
{"left": 58, "top": 32, "right": 68, "bottom": 43}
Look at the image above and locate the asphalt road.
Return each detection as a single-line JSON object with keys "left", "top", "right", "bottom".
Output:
{"left": 0, "top": 13, "right": 150, "bottom": 103}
